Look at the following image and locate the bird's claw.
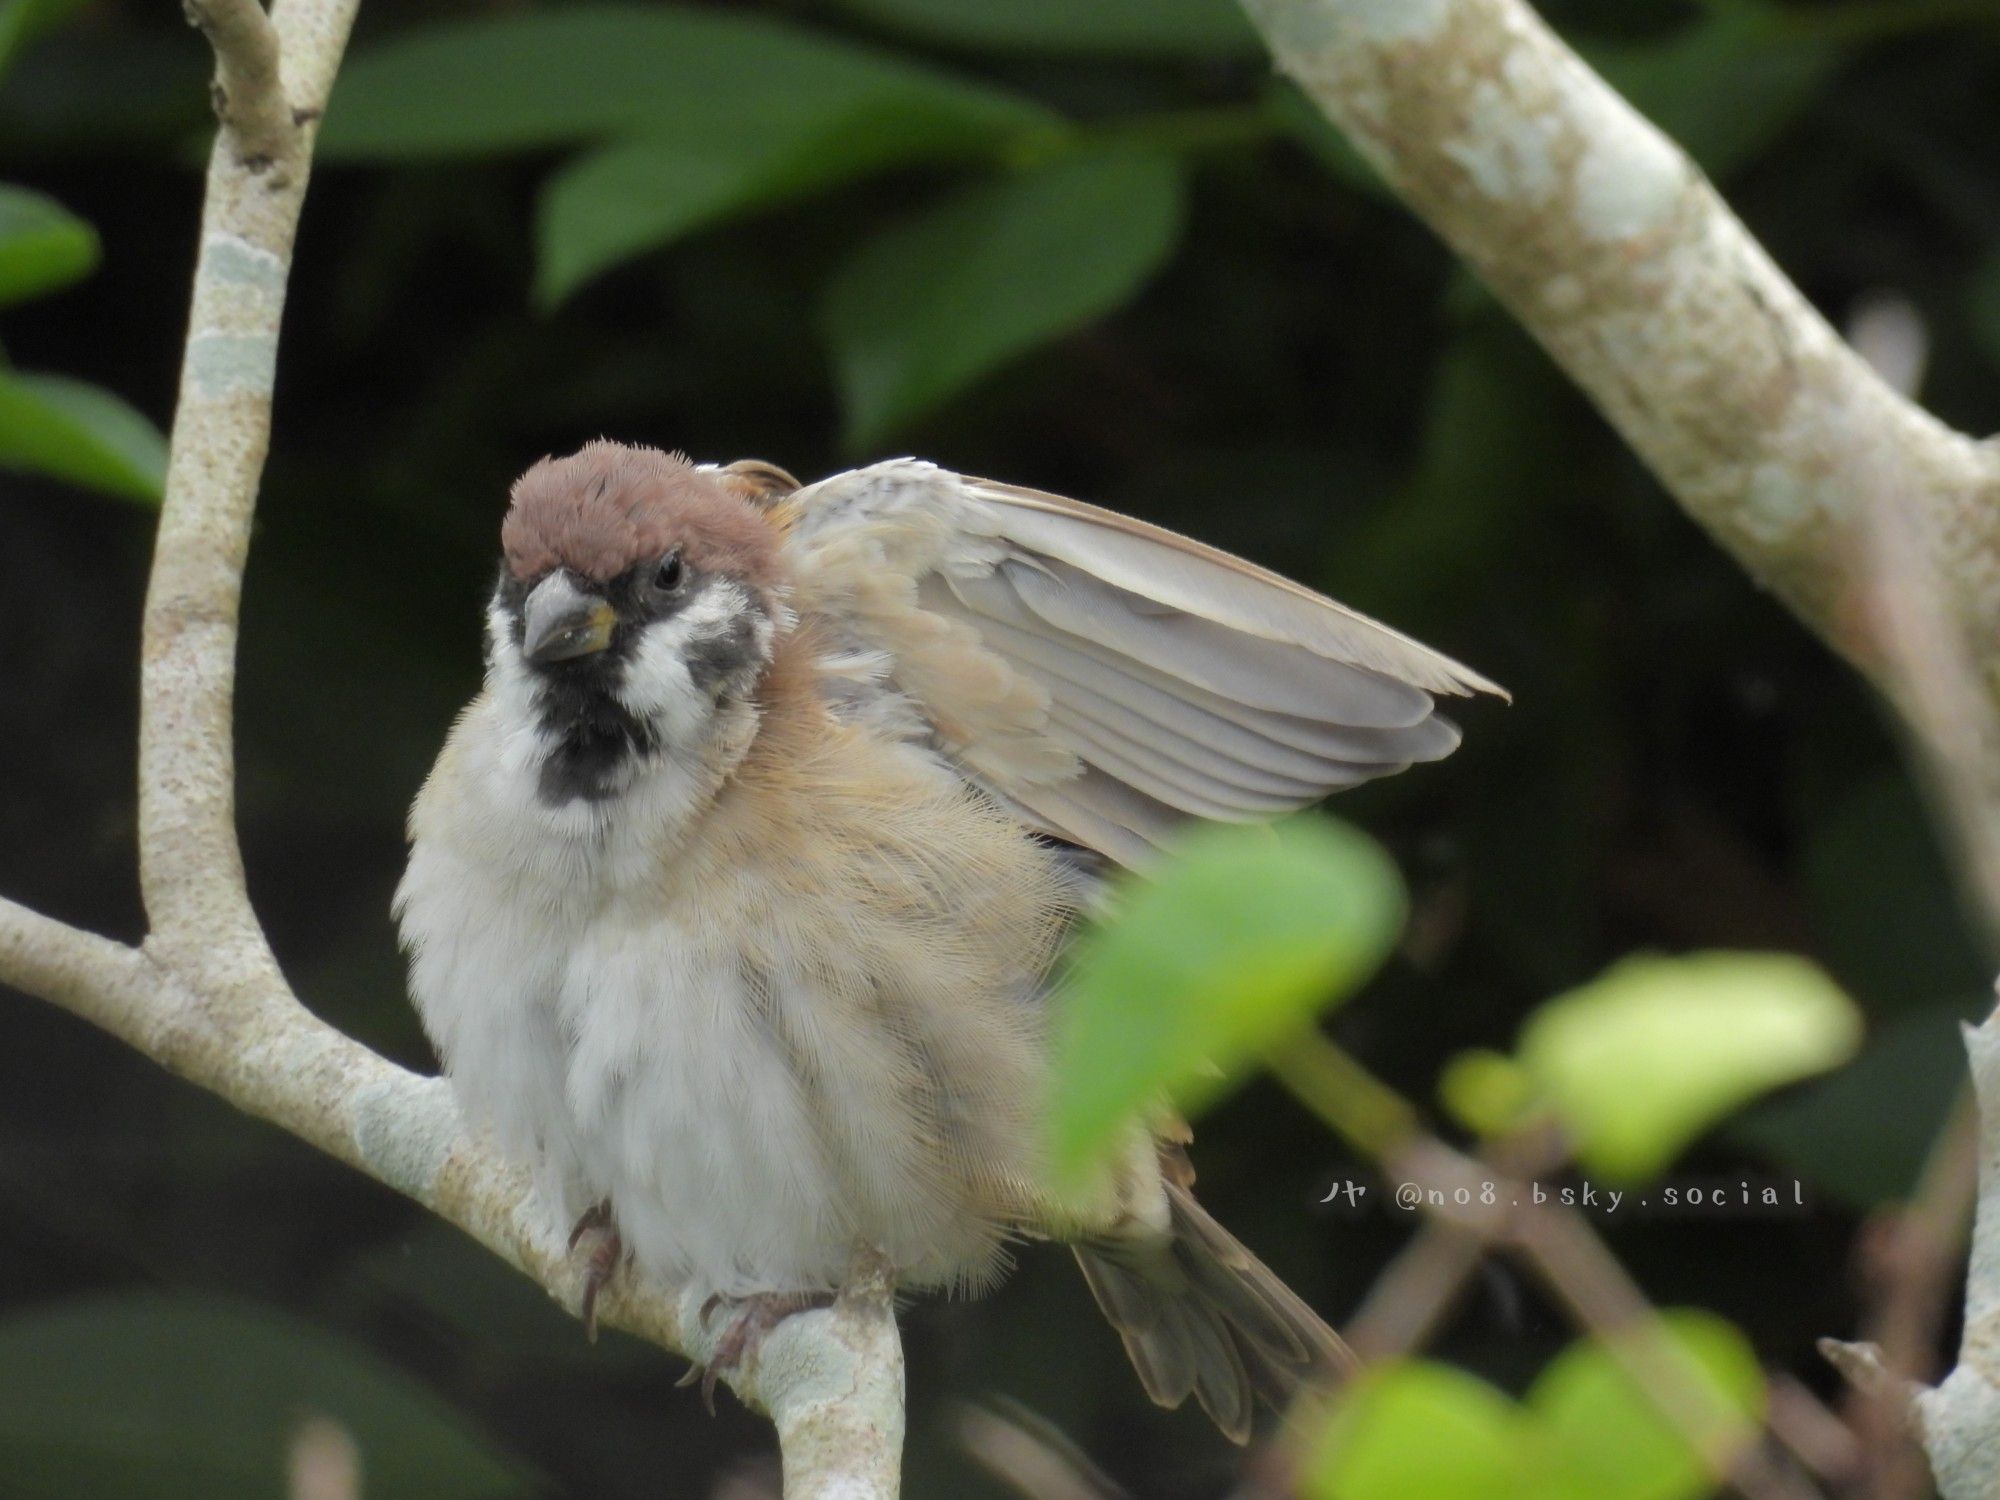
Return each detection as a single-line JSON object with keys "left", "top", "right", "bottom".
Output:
{"left": 565, "top": 1202, "right": 623, "bottom": 1343}
{"left": 680, "top": 1290, "right": 835, "bottom": 1416}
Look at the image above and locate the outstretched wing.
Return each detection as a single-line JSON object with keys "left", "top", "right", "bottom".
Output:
{"left": 770, "top": 459, "right": 1504, "bottom": 867}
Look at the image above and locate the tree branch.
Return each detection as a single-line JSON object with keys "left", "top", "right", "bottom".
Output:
{"left": 0, "top": 898, "right": 162, "bottom": 1037}
{"left": 0, "top": 3, "right": 906, "bottom": 1493}
{"left": 1239, "top": 0, "right": 2000, "bottom": 710}
{"left": 182, "top": 0, "right": 289, "bottom": 166}
{"left": 1233, "top": 2, "right": 2000, "bottom": 1493}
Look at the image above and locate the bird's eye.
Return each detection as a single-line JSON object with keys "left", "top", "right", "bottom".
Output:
{"left": 652, "top": 551, "right": 686, "bottom": 594}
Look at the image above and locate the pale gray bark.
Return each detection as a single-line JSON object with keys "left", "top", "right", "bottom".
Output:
{"left": 1241, "top": 0, "right": 2000, "bottom": 709}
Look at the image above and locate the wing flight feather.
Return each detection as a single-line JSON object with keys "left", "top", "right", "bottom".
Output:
{"left": 775, "top": 460, "right": 1502, "bottom": 865}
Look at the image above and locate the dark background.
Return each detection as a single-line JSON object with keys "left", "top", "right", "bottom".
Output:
{"left": 2, "top": 0, "right": 1998, "bottom": 1494}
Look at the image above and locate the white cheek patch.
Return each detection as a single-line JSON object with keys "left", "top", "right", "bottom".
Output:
{"left": 614, "top": 580, "right": 761, "bottom": 739}
{"left": 483, "top": 598, "right": 559, "bottom": 779}
{"left": 483, "top": 597, "right": 517, "bottom": 674}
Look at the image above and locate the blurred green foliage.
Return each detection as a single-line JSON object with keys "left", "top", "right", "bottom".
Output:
{"left": 1442, "top": 951, "right": 1861, "bottom": 1182}
{"left": 821, "top": 145, "right": 1186, "bottom": 447}
{"left": 0, "top": 183, "right": 94, "bottom": 303}
{"left": 2, "top": 0, "right": 1998, "bottom": 1495}
{"left": 0, "top": 0, "right": 88, "bottom": 78}
{"left": 1307, "top": 1311, "right": 1763, "bottom": 1500}
{"left": 0, "top": 1294, "right": 530, "bottom": 1497}
{"left": 0, "top": 22, "right": 164, "bottom": 500}
{"left": 323, "top": 4, "right": 1063, "bottom": 334}
{"left": 1312, "top": 1360, "right": 1534, "bottom": 1500}
{"left": 0, "top": 159, "right": 161, "bottom": 496}
{"left": 1972, "top": 257, "right": 2000, "bottom": 379}
{"left": 825, "top": 0, "right": 1262, "bottom": 59}
{"left": 1590, "top": 7, "right": 1842, "bottom": 178}
{"left": 1048, "top": 817, "right": 1403, "bottom": 1184}
{"left": 1048, "top": 826, "right": 1854, "bottom": 1491}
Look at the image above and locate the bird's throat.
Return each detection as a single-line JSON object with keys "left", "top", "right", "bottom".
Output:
{"left": 533, "top": 682, "right": 660, "bottom": 806}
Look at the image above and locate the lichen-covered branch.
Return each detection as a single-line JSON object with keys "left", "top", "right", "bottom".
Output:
{"left": 1239, "top": 0, "right": 2000, "bottom": 711}
{"left": 0, "top": 3, "right": 905, "bottom": 1494}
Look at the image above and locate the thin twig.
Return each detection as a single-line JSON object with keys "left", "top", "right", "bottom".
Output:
{"left": 1818, "top": 351, "right": 2000, "bottom": 1498}
{"left": 1342, "top": 1219, "right": 1485, "bottom": 1361}
{"left": 1841, "top": 1093, "right": 1978, "bottom": 1499}
{"left": 959, "top": 1401, "right": 1127, "bottom": 1500}
{"left": 1853, "top": 486, "right": 2000, "bottom": 941}
{"left": 182, "top": 0, "right": 291, "bottom": 166}
{"left": 1766, "top": 1377, "right": 1864, "bottom": 1489}
{"left": 1276, "top": 1033, "right": 1823, "bottom": 1500}
{"left": 1344, "top": 1123, "right": 1568, "bottom": 1360}
{"left": 1511, "top": 1208, "right": 1820, "bottom": 1500}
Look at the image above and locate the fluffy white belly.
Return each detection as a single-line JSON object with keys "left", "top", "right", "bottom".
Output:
{"left": 550, "top": 905, "right": 858, "bottom": 1294}
{"left": 399, "top": 833, "right": 1022, "bottom": 1299}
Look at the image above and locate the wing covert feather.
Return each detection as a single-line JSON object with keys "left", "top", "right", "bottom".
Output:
{"left": 775, "top": 460, "right": 1501, "bottom": 865}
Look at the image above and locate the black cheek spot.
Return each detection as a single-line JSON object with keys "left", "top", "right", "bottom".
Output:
{"left": 684, "top": 616, "right": 762, "bottom": 693}
{"left": 490, "top": 570, "right": 531, "bottom": 644}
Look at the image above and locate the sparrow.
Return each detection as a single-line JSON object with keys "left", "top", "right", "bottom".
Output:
{"left": 395, "top": 441, "right": 1500, "bottom": 1440}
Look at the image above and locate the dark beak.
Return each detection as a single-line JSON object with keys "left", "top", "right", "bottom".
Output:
{"left": 523, "top": 572, "right": 616, "bottom": 664}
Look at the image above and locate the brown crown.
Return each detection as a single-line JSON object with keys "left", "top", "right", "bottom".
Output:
{"left": 501, "top": 441, "right": 783, "bottom": 590}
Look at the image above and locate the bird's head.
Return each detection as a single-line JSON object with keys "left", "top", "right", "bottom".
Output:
{"left": 488, "top": 441, "right": 791, "bottom": 803}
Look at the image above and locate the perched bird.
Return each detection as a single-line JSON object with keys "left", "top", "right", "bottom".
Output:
{"left": 396, "top": 442, "right": 1500, "bottom": 1439}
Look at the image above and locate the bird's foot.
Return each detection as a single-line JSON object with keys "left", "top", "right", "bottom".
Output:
{"left": 679, "top": 1289, "right": 835, "bottom": 1415}
{"left": 566, "top": 1201, "right": 624, "bottom": 1343}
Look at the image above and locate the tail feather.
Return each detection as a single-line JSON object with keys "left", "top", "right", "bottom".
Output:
{"left": 1173, "top": 1212, "right": 1312, "bottom": 1367}
{"left": 1172, "top": 1183, "right": 1353, "bottom": 1375}
{"left": 1073, "top": 1243, "right": 1199, "bottom": 1405}
{"left": 1167, "top": 1292, "right": 1250, "bottom": 1439}
{"left": 1075, "top": 1182, "right": 1356, "bottom": 1443}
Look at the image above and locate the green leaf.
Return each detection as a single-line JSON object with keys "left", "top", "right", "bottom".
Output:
{"left": 0, "top": 0, "right": 88, "bottom": 80}
{"left": 536, "top": 102, "right": 1008, "bottom": 306}
{"left": 831, "top": 0, "right": 1259, "bottom": 58}
{"left": 1515, "top": 952, "right": 1863, "bottom": 1183}
{"left": 1439, "top": 1048, "right": 1540, "bottom": 1138}
{"left": 538, "top": 141, "right": 776, "bottom": 308}
{"left": 0, "top": 184, "right": 97, "bottom": 306}
{"left": 1304, "top": 1361, "right": 1531, "bottom": 1500}
{"left": 0, "top": 1294, "right": 532, "bottom": 1499}
{"left": 1531, "top": 1309, "right": 1764, "bottom": 1500}
{"left": 1733, "top": 995, "right": 1985, "bottom": 1207}
{"left": 0, "top": 370, "right": 166, "bottom": 502}
{"left": 1303, "top": 1315, "right": 1765, "bottom": 1500}
{"left": 1047, "top": 816, "right": 1405, "bottom": 1182}
{"left": 821, "top": 148, "right": 1184, "bottom": 449}
{"left": 322, "top": 5, "right": 1056, "bottom": 161}
{"left": 1802, "top": 772, "right": 1987, "bottom": 1014}
{"left": 1591, "top": 10, "right": 1842, "bottom": 180}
